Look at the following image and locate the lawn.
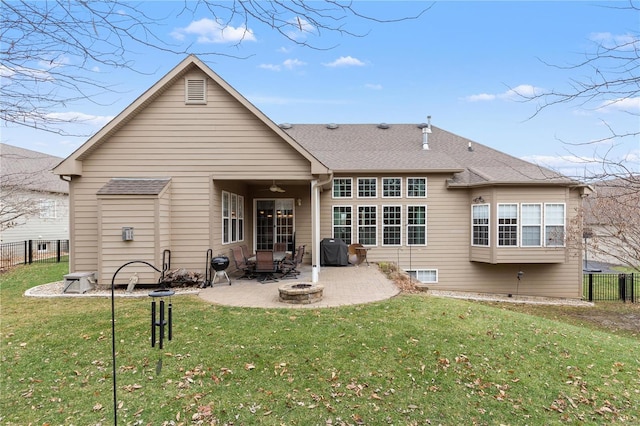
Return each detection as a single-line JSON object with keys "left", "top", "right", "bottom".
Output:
{"left": 1, "top": 263, "right": 639, "bottom": 425}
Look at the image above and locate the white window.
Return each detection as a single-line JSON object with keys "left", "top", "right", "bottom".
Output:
{"left": 521, "top": 204, "right": 542, "bottom": 246}
{"left": 333, "top": 178, "right": 352, "bottom": 198}
{"left": 222, "top": 191, "right": 244, "bottom": 244}
{"left": 407, "top": 205, "right": 427, "bottom": 245}
{"left": 407, "top": 178, "right": 426, "bottom": 198}
{"left": 382, "top": 206, "right": 402, "bottom": 246}
{"left": 332, "top": 206, "right": 352, "bottom": 243}
{"left": 185, "top": 78, "right": 206, "bottom": 104}
{"left": 357, "top": 178, "right": 377, "bottom": 198}
{"left": 497, "top": 204, "right": 518, "bottom": 247}
{"left": 544, "top": 203, "right": 565, "bottom": 247}
{"left": 408, "top": 269, "right": 438, "bottom": 283}
{"left": 39, "top": 199, "right": 56, "bottom": 219}
{"left": 358, "top": 205, "right": 377, "bottom": 245}
{"left": 472, "top": 204, "right": 489, "bottom": 246}
{"left": 382, "top": 178, "right": 402, "bottom": 198}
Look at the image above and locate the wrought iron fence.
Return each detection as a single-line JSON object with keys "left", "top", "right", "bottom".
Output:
{"left": 583, "top": 273, "right": 636, "bottom": 303}
{"left": 0, "top": 239, "right": 69, "bottom": 270}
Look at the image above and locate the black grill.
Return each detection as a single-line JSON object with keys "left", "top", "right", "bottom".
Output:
{"left": 211, "top": 256, "right": 230, "bottom": 271}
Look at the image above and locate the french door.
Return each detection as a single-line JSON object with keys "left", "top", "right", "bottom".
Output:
{"left": 255, "top": 199, "right": 294, "bottom": 251}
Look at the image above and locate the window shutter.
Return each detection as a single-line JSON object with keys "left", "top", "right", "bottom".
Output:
{"left": 185, "top": 78, "right": 206, "bottom": 104}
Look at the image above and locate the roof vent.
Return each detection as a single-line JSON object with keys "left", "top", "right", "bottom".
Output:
{"left": 326, "top": 123, "right": 339, "bottom": 129}
{"left": 185, "top": 78, "right": 206, "bottom": 104}
{"left": 279, "top": 123, "right": 292, "bottom": 129}
{"left": 377, "top": 123, "right": 390, "bottom": 129}
{"left": 422, "top": 115, "right": 432, "bottom": 150}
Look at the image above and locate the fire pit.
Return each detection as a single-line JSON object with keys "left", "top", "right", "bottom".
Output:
{"left": 278, "top": 283, "right": 324, "bottom": 304}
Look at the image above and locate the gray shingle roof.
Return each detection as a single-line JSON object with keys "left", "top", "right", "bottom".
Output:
{"left": 0, "top": 143, "right": 67, "bottom": 194}
{"left": 283, "top": 124, "right": 576, "bottom": 186}
{"left": 97, "top": 178, "right": 171, "bottom": 195}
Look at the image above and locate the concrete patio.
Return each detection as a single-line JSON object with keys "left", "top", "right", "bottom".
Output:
{"left": 198, "top": 263, "right": 401, "bottom": 308}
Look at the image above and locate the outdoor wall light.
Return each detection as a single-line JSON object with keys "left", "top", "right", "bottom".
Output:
{"left": 297, "top": 198, "right": 302, "bottom": 206}
{"left": 473, "top": 196, "right": 485, "bottom": 203}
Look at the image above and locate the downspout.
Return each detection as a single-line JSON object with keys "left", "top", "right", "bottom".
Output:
{"left": 311, "top": 171, "right": 334, "bottom": 283}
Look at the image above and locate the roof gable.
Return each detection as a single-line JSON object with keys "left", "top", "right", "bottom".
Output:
{"left": 53, "top": 55, "right": 327, "bottom": 176}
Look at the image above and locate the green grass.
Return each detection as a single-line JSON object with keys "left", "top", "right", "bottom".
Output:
{"left": 1, "top": 263, "right": 639, "bottom": 425}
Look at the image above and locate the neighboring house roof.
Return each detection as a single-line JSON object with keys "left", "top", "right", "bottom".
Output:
{"left": 0, "top": 143, "right": 68, "bottom": 194}
{"left": 583, "top": 176, "right": 639, "bottom": 226}
{"left": 96, "top": 178, "right": 171, "bottom": 196}
{"left": 284, "top": 124, "right": 576, "bottom": 186}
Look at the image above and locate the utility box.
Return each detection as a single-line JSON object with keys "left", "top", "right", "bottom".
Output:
{"left": 63, "top": 272, "right": 96, "bottom": 294}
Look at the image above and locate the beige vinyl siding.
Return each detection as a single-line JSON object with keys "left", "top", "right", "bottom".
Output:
{"left": 320, "top": 174, "right": 583, "bottom": 298}
{"left": 98, "top": 197, "right": 159, "bottom": 285}
{"left": 67, "top": 70, "right": 314, "bottom": 285}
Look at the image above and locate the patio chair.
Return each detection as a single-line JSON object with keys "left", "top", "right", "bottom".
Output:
{"left": 254, "top": 250, "right": 279, "bottom": 283}
{"left": 280, "top": 245, "right": 304, "bottom": 279}
{"left": 240, "top": 244, "right": 255, "bottom": 263}
{"left": 231, "top": 246, "right": 255, "bottom": 280}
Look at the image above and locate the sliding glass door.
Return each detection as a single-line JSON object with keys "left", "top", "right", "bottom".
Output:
{"left": 255, "top": 199, "right": 294, "bottom": 251}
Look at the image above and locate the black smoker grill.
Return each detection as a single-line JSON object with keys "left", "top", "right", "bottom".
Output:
{"left": 211, "top": 255, "right": 231, "bottom": 285}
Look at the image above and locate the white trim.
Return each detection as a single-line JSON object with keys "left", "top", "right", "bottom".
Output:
{"left": 382, "top": 205, "right": 403, "bottom": 246}
{"left": 357, "top": 204, "right": 378, "bottom": 246}
{"left": 382, "top": 177, "right": 402, "bottom": 198}
{"left": 356, "top": 177, "right": 378, "bottom": 199}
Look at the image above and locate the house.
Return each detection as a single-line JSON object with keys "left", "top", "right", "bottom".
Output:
{"left": 582, "top": 177, "right": 639, "bottom": 269}
{"left": 53, "top": 55, "right": 589, "bottom": 298}
{"left": 0, "top": 143, "right": 69, "bottom": 244}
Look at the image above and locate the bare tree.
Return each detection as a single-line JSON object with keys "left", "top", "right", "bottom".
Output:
{"left": 520, "top": 2, "right": 639, "bottom": 269}
{"left": 1, "top": 1, "right": 430, "bottom": 136}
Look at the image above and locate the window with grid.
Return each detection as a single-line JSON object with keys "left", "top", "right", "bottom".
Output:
{"left": 39, "top": 199, "right": 56, "bottom": 219}
{"left": 472, "top": 204, "right": 489, "bottom": 246}
{"left": 498, "top": 204, "right": 518, "bottom": 246}
{"left": 382, "top": 206, "right": 402, "bottom": 246}
{"left": 407, "top": 178, "right": 426, "bottom": 198}
{"left": 333, "top": 178, "right": 352, "bottom": 198}
{"left": 357, "top": 178, "right": 377, "bottom": 198}
{"left": 382, "top": 178, "right": 402, "bottom": 198}
{"left": 358, "top": 206, "right": 377, "bottom": 245}
{"left": 521, "top": 203, "right": 541, "bottom": 246}
{"left": 408, "top": 269, "right": 438, "bottom": 283}
{"left": 407, "top": 205, "right": 427, "bottom": 245}
{"left": 222, "top": 191, "right": 243, "bottom": 244}
{"left": 332, "top": 206, "right": 352, "bottom": 244}
{"left": 545, "top": 203, "right": 565, "bottom": 247}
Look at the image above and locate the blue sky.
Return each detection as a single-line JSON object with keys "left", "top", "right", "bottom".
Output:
{"left": 2, "top": 1, "right": 638, "bottom": 178}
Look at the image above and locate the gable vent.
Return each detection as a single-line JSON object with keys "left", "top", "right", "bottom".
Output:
{"left": 185, "top": 78, "right": 206, "bottom": 104}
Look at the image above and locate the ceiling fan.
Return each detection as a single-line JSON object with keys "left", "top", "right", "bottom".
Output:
{"left": 268, "top": 180, "right": 286, "bottom": 193}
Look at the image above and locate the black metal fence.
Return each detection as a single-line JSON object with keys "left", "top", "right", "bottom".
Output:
{"left": 0, "top": 239, "right": 69, "bottom": 270}
{"left": 583, "top": 273, "right": 636, "bottom": 303}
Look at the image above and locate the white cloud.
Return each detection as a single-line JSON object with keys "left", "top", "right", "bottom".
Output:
{"left": 597, "top": 97, "right": 640, "bottom": 113}
{"left": 46, "top": 112, "right": 113, "bottom": 127}
{"left": 323, "top": 56, "right": 366, "bottom": 68}
{"left": 283, "top": 59, "right": 306, "bottom": 69}
{"left": 171, "top": 18, "right": 256, "bottom": 44}
{"left": 589, "top": 32, "right": 638, "bottom": 50}
{"left": 464, "top": 84, "right": 543, "bottom": 102}
{"left": 465, "top": 93, "right": 496, "bottom": 102}
{"left": 259, "top": 63, "right": 281, "bottom": 71}
{"left": 365, "top": 83, "right": 383, "bottom": 90}
{"left": 285, "top": 17, "right": 315, "bottom": 41}
{"left": 258, "top": 58, "right": 306, "bottom": 72}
